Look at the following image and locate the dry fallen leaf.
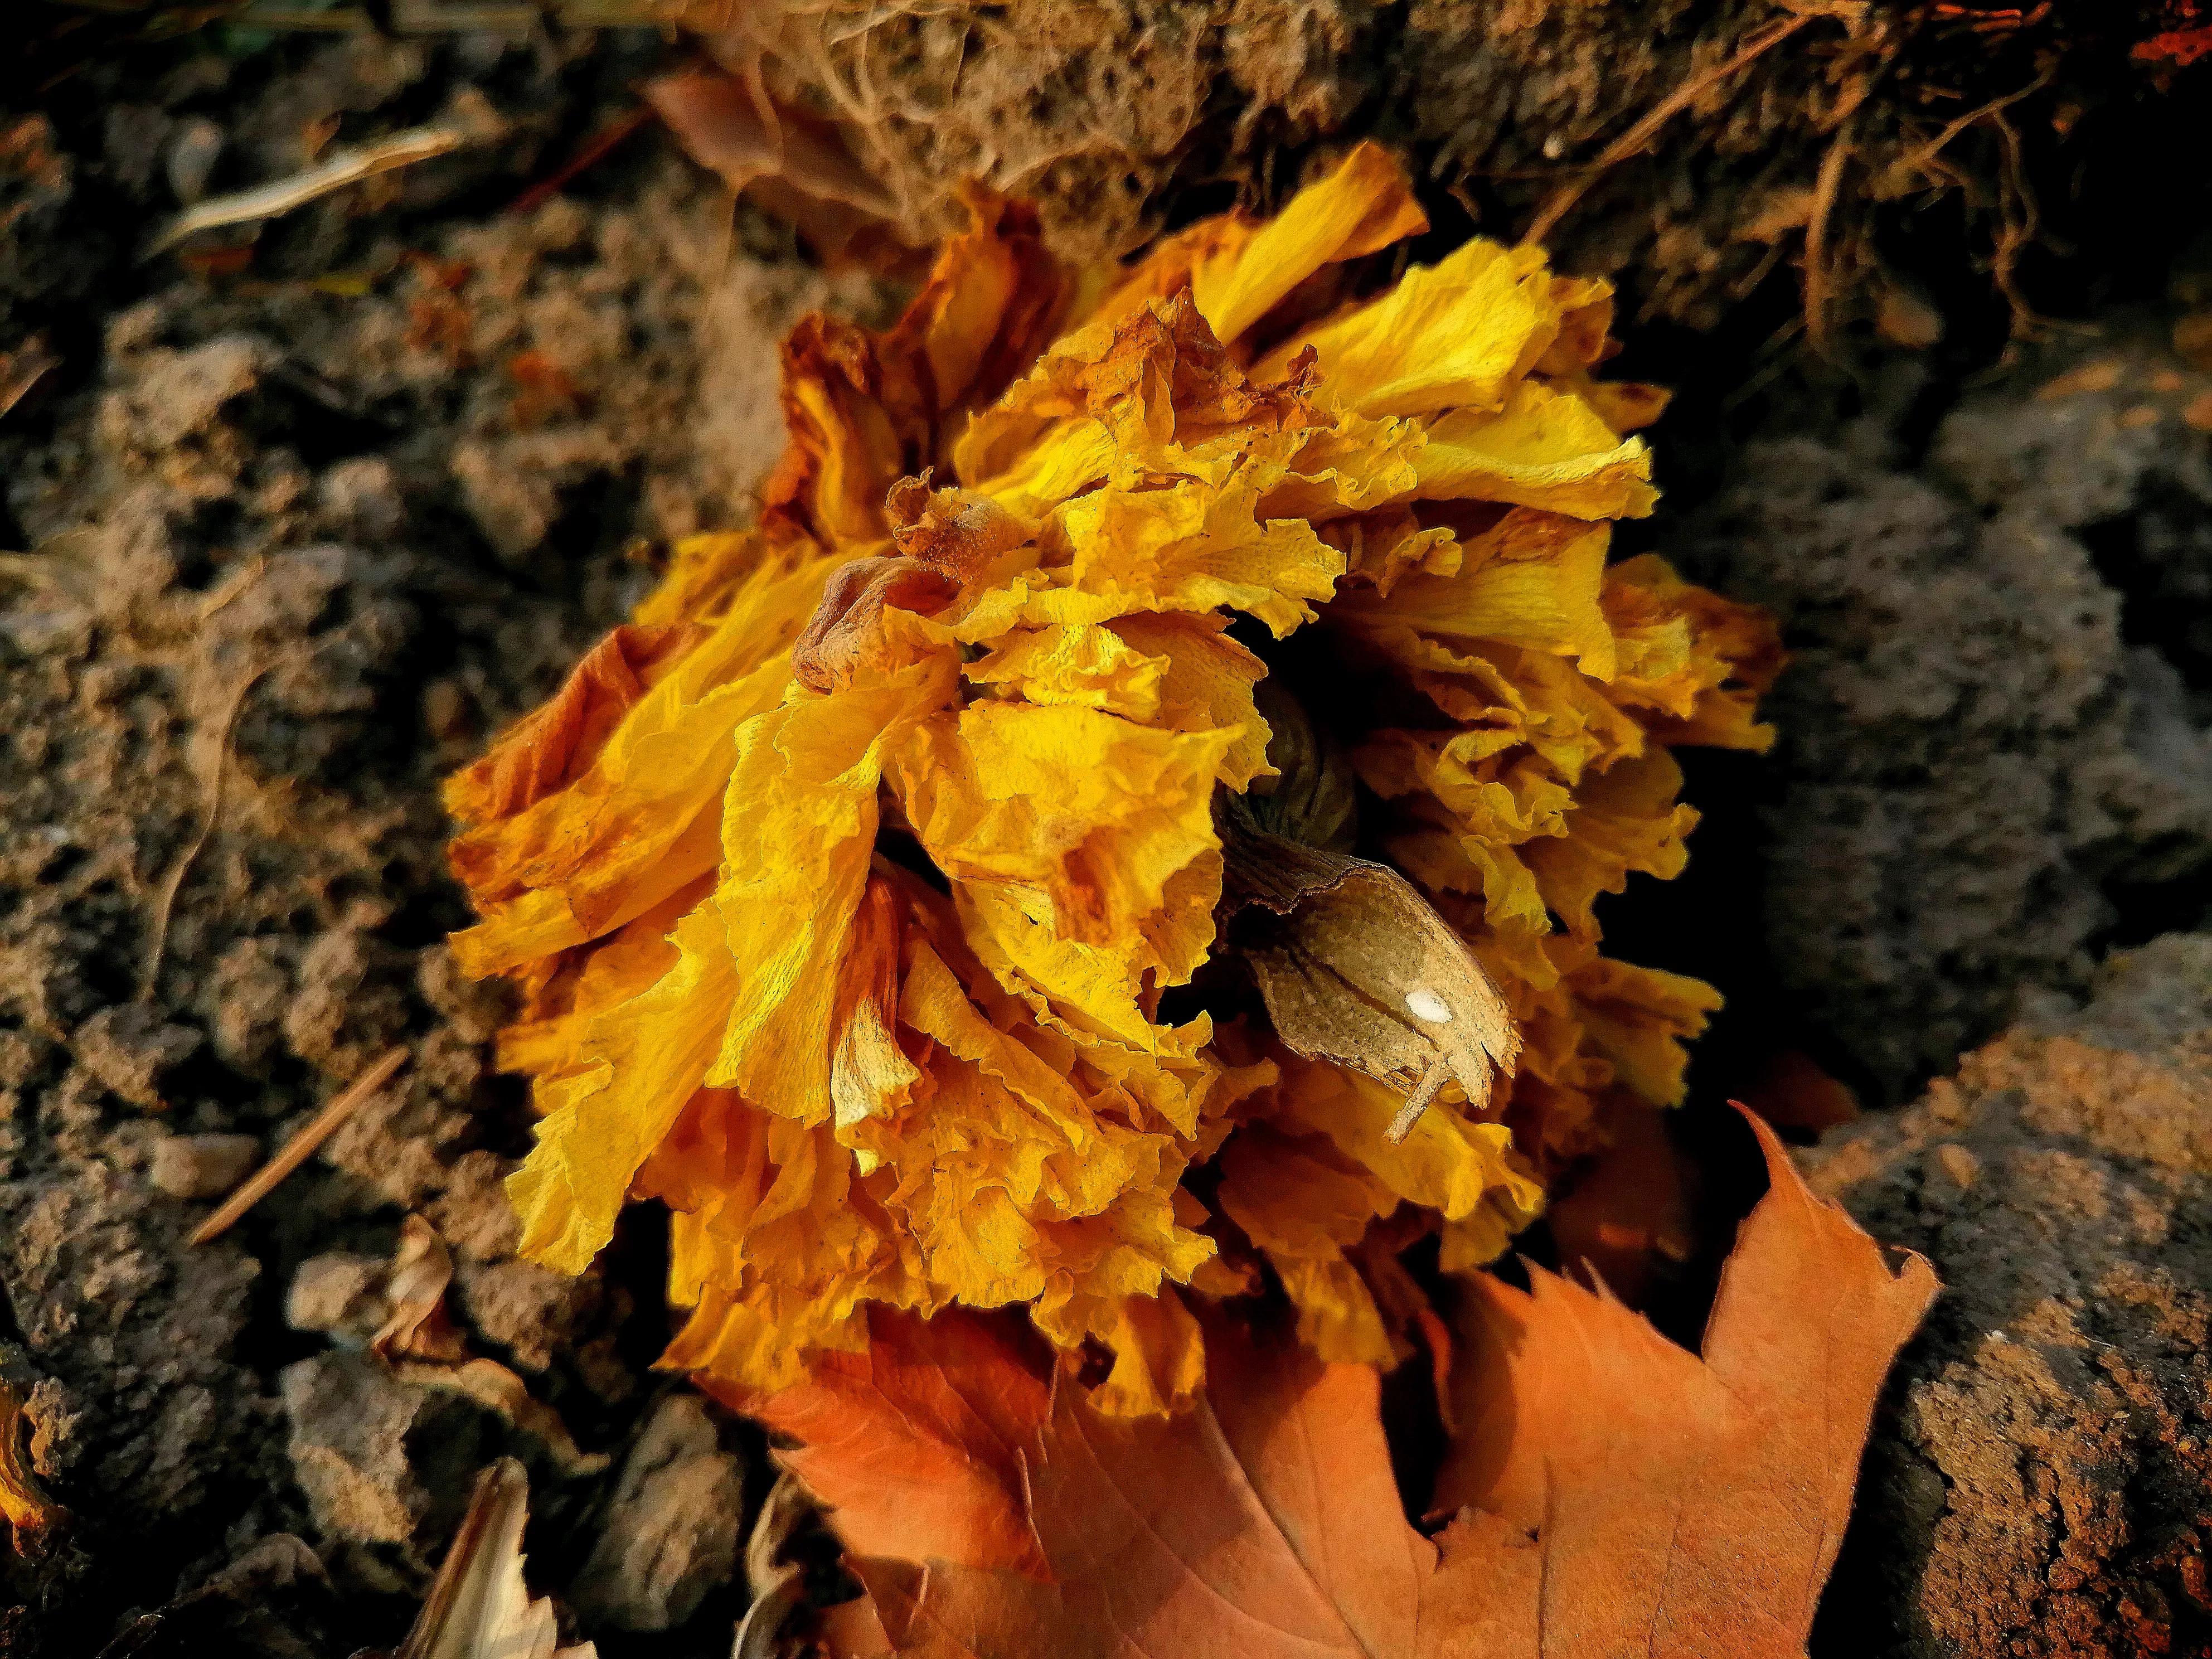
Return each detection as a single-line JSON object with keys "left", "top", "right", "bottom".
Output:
{"left": 394, "top": 1457, "right": 596, "bottom": 1659}
{"left": 760, "top": 1108, "right": 1931, "bottom": 1659}
{"left": 643, "top": 67, "right": 905, "bottom": 263}
{"left": 1740, "top": 1049, "right": 1861, "bottom": 1137}
{"left": 1540, "top": 1094, "right": 1697, "bottom": 1308}
{"left": 364, "top": 1215, "right": 610, "bottom": 1478}
{"left": 1433, "top": 1107, "right": 1939, "bottom": 1656}
{"left": 372, "top": 1214, "right": 471, "bottom": 1364}
{"left": 721, "top": 1309, "right": 1051, "bottom": 1579}
{"left": 732, "top": 1470, "right": 829, "bottom": 1659}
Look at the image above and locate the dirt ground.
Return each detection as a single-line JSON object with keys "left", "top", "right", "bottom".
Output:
{"left": 3, "top": 7, "right": 2211, "bottom": 1657}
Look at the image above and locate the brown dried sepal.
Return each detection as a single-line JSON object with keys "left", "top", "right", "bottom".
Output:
{"left": 885, "top": 470, "right": 1029, "bottom": 583}
{"left": 1223, "top": 821, "right": 1520, "bottom": 1142}
{"left": 789, "top": 554, "right": 958, "bottom": 695}
{"left": 1236, "top": 680, "right": 1357, "bottom": 852}
{"left": 794, "top": 472, "right": 1034, "bottom": 694}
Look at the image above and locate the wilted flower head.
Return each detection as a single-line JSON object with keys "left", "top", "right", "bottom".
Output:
{"left": 445, "top": 143, "right": 1780, "bottom": 1415}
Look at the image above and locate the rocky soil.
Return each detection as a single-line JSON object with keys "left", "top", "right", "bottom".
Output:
{"left": 1809, "top": 932, "right": 2212, "bottom": 1659}
{"left": 1682, "top": 326, "right": 2212, "bottom": 1100}
{"left": 0, "top": 25, "right": 878, "bottom": 1656}
{"left": 2, "top": 7, "right": 2210, "bottom": 1658}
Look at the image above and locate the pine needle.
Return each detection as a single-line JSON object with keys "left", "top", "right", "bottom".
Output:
{"left": 188, "top": 1046, "right": 410, "bottom": 1245}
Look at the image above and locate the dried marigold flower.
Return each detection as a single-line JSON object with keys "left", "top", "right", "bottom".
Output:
{"left": 445, "top": 148, "right": 1781, "bottom": 1415}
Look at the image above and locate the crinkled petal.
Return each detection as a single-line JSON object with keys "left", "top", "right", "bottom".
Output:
{"left": 449, "top": 542, "right": 843, "bottom": 977}
{"left": 1401, "top": 381, "right": 1658, "bottom": 521}
{"left": 709, "top": 658, "right": 958, "bottom": 1126}
{"left": 1255, "top": 237, "right": 1560, "bottom": 419}
{"left": 1330, "top": 507, "right": 1618, "bottom": 680}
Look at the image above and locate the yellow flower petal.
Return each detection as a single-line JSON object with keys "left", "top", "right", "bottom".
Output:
{"left": 1522, "top": 750, "right": 1698, "bottom": 943}
{"left": 964, "top": 622, "right": 1168, "bottom": 718}
{"left": 1090, "top": 142, "right": 1427, "bottom": 350}
{"left": 1330, "top": 507, "right": 1618, "bottom": 680}
{"left": 1187, "top": 141, "right": 1428, "bottom": 346}
{"left": 505, "top": 891, "right": 741, "bottom": 1274}
{"left": 1070, "top": 1290, "right": 1208, "bottom": 1417}
{"left": 1403, "top": 380, "right": 1658, "bottom": 521}
{"left": 709, "top": 658, "right": 957, "bottom": 1126}
{"left": 1215, "top": 1127, "right": 1398, "bottom": 1364}
{"left": 1569, "top": 955, "right": 1724, "bottom": 1108}
{"left": 1108, "top": 611, "right": 1273, "bottom": 790}
{"left": 891, "top": 700, "right": 1233, "bottom": 994}
{"left": 1600, "top": 552, "right": 1784, "bottom": 751}
{"left": 1256, "top": 237, "right": 1560, "bottom": 418}
{"left": 449, "top": 541, "right": 845, "bottom": 978}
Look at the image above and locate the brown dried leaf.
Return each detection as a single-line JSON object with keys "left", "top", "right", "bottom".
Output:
{"left": 729, "top": 1309, "right": 1052, "bottom": 1579}
{"left": 1225, "top": 822, "right": 1519, "bottom": 1140}
{"left": 369, "top": 1219, "right": 608, "bottom": 1478}
{"left": 397, "top": 1458, "right": 596, "bottom": 1659}
{"left": 1432, "top": 1107, "right": 1940, "bottom": 1656}
{"left": 732, "top": 1471, "right": 826, "bottom": 1659}
{"left": 1741, "top": 1049, "right": 1862, "bottom": 1137}
{"left": 643, "top": 68, "right": 902, "bottom": 263}
{"left": 1543, "top": 1094, "right": 1697, "bottom": 1308}
{"left": 782, "top": 1108, "right": 1933, "bottom": 1659}
{"left": 371, "top": 1214, "right": 470, "bottom": 1364}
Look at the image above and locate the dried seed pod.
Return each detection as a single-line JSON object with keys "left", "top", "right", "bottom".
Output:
{"left": 1224, "top": 819, "right": 1520, "bottom": 1141}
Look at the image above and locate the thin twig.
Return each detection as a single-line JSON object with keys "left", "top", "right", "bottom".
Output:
{"left": 1802, "top": 80, "right": 1873, "bottom": 360}
{"left": 507, "top": 103, "right": 653, "bottom": 217}
{"left": 0, "top": 338, "right": 61, "bottom": 421}
{"left": 1520, "top": 11, "right": 1817, "bottom": 249}
{"left": 142, "top": 662, "right": 270, "bottom": 998}
{"left": 145, "top": 100, "right": 506, "bottom": 258}
{"left": 188, "top": 1046, "right": 409, "bottom": 1245}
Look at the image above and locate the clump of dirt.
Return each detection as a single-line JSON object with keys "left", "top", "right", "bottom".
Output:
{"left": 1677, "top": 322, "right": 2212, "bottom": 1101}
{"left": 726, "top": 0, "right": 2211, "bottom": 333}
{"left": 0, "top": 26, "right": 877, "bottom": 1656}
{"left": 1805, "top": 931, "right": 2212, "bottom": 1658}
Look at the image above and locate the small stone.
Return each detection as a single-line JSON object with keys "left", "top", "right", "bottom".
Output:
{"left": 454, "top": 1257, "right": 597, "bottom": 1373}
{"left": 74, "top": 1004, "right": 203, "bottom": 1112}
{"left": 285, "top": 1253, "right": 386, "bottom": 1344}
{"left": 165, "top": 116, "right": 225, "bottom": 205}
{"left": 1932, "top": 1142, "right": 1981, "bottom": 1192}
{"left": 425, "top": 1149, "right": 521, "bottom": 1260}
{"left": 280, "top": 1352, "right": 490, "bottom": 1556}
{"left": 567, "top": 1395, "right": 745, "bottom": 1632}
{"left": 149, "top": 1132, "right": 259, "bottom": 1200}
